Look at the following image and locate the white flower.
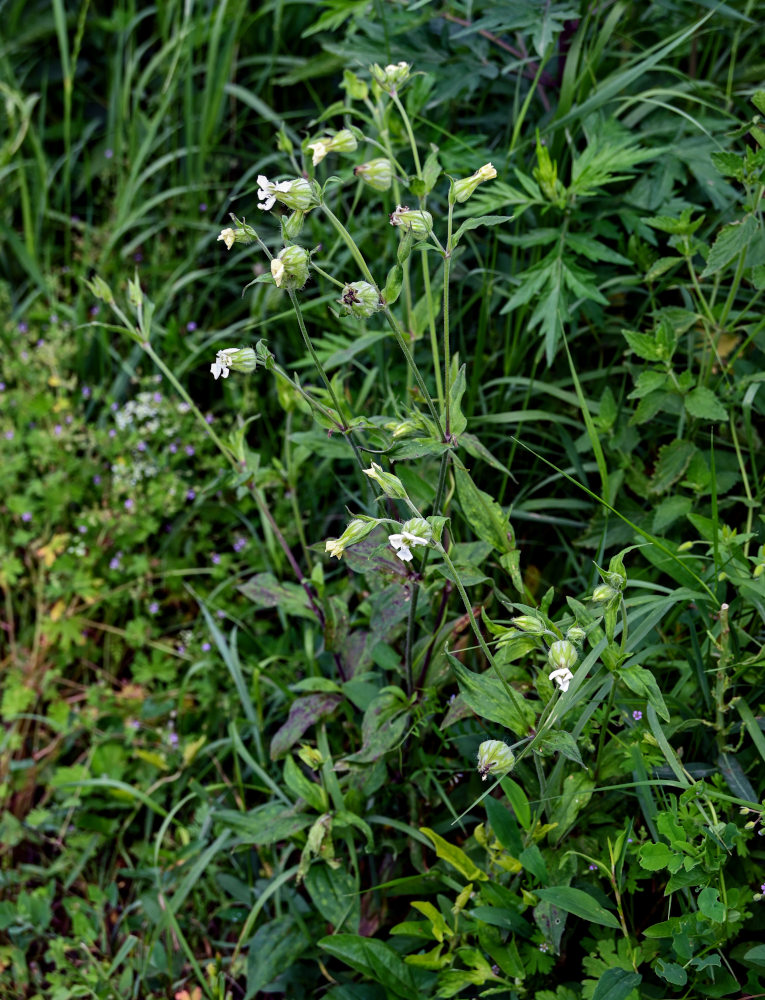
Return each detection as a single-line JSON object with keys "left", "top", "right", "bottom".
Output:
{"left": 271, "top": 258, "right": 285, "bottom": 286}
{"left": 308, "top": 139, "right": 330, "bottom": 166}
{"left": 549, "top": 667, "right": 574, "bottom": 693}
{"left": 210, "top": 348, "right": 238, "bottom": 380}
{"left": 217, "top": 227, "right": 236, "bottom": 250}
{"left": 388, "top": 531, "right": 428, "bottom": 563}
{"left": 257, "top": 174, "right": 294, "bottom": 211}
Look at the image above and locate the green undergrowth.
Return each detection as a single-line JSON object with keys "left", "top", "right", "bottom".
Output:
{"left": 1, "top": 2, "right": 765, "bottom": 999}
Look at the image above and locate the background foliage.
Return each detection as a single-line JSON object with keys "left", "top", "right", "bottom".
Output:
{"left": 1, "top": 1, "right": 765, "bottom": 998}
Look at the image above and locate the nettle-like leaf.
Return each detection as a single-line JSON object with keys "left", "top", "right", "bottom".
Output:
{"left": 684, "top": 386, "right": 728, "bottom": 422}
{"left": 701, "top": 213, "right": 759, "bottom": 276}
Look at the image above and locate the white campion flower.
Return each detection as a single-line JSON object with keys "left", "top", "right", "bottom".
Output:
{"left": 307, "top": 139, "right": 331, "bottom": 166}
{"left": 210, "top": 348, "right": 238, "bottom": 380}
{"left": 388, "top": 530, "right": 428, "bottom": 563}
{"left": 217, "top": 228, "right": 236, "bottom": 250}
{"left": 257, "top": 174, "right": 293, "bottom": 211}
{"left": 549, "top": 667, "right": 574, "bottom": 693}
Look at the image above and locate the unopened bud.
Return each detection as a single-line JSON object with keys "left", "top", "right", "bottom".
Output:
{"left": 271, "top": 245, "right": 310, "bottom": 289}
{"left": 451, "top": 163, "right": 497, "bottom": 204}
{"left": 354, "top": 158, "right": 393, "bottom": 191}
{"left": 325, "top": 517, "right": 380, "bottom": 559}
{"left": 363, "top": 462, "right": 408, "bottom": 500}
{"left": 297, "top": 745, "right": 325, "bottom": 770}
{"left": 389, "top": 205, "right": 433, "bottom": 239}
{"left": 511, "top": 615, "right": 546, "bottom": 635}
{"left": 566, "top": 626, "right": 587, "bottom": 644}
{"left": 339, "top": 281, "right": 381, "bottom": 318}
{"left": 87, "top": 274, "right": 115, "bottom": 305}
{"left": 592, "top": 583, "right": 617, "bottom": 603}
{"left": 370, "top": 61, "right": 411, "bottom": 93}
{"left": 477, "top": 740, "right": 515, "bottom": 781}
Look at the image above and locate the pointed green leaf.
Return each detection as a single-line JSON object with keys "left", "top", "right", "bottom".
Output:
{"left": 420, "top": 826, "right": 488, "bottom": 882}
{"left": 534, "top": 887, "right": 620, "bottom": 929}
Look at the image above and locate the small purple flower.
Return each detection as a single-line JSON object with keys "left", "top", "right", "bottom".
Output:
{"left": 199, "top": 202, "right": 207, "bottom": 213}
{"left": 90, "top": 305, "right": 100, "bottom": 317}
{"left": 105, "top": 148, "right": 114, "bottom": 159}
{"left": 211, "top": 552, "right": 221, "bottom": 565}
{"left": 124, "top": 498, "right": 134, "bottom": 510}
{"left": 109, "top": 556, "right": 121, "bottom": 570}
{"left": 129, "top": 719, "right": 141, "bottom": 730}
{"left": 153, "top": 392, "right": 162, "bottom": 403}
{"left": 632, "top": 710, "right": 643, "bottom": 721}
{"left": 18, "top": 321, "right": 28, "bottom": 333}
{"left": 627, "top": 838, "right": 633, "bottom": 844}
{"left": 21, "top": 512, "right": 32, "bottom": 522}
{"left": 137, "top": 440, "right": 146, "bottom": 452}
{"left": 78, "top": 525, "right": 87, "bottom": 533}
{"left": 21, "top": 350, "right": 29, "bottom": 360}
{"left": 186, "top": 489, "right": 196, "bottom": 501}
{"left": 169, "top": 442, "right": 178, "bottom": 454}
{"left": 111, "top": 401, "right": 119, "bottom": 411}
{"left": 0, "top": 382, "right": 5, "bottom": 391}
{"left": 169, "top": 731, "right": 179, "bottom": 747}
{"left": 93, "top": 474, "right": 102, "bottom": 485}
{"left": 761, "top": 883, "right": 765, "bottom": 894}
{"left": 65, "top": 415, "right": 73, "bottom": 425}
{"left": 36, "top": 338, "right": 45, "bottom": 348}
{"left": 184, "top": 445, "right": 195, "bottom": 456}
{"left": 186, "top": 321, "right": 197, "bottom": 332}
{"left": 233, "top": 537, "right": 246, "bottom": 553}
{"left": 82, "top": 386, "right": 91, "bottom": 398}
{"left": 54, "top": 425, "right": 62, "bottom": 435}
{"left": 588, "top": 864, "right": 597, "bottom": 871}
{"left": 216, "top": 610, "right": 225, "bottom": 619}
{"left": 108, "top": 428, "right": 116, "bottom": 438}
{"left": 201, "top": 642, "right": 211, "bottom": 651}
{"left": 4, "top": 430, "right": 14, "bottom": 440}
{"left": 133, "top": 252, "right": 143, "bottom": 262}
{"left": 176, "top": 644, "right": 186, "bottom": 655}
{"left": 148, "top": 601, "right": 159, "bottom": 614}
{"left": 205, "top": 413, "right": 214, "bottom": 424}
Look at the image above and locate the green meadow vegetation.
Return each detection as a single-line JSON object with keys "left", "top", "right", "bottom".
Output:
{"left": 2, "top": 1, "right": 765, "bottom": 998}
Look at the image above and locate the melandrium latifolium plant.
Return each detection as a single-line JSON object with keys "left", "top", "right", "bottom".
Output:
{"left": 77, "top": 47, "right": 765, "bottom": 999}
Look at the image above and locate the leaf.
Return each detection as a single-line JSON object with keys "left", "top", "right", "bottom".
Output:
{"left": 283, "top": 755, "right": 327, "bottom": 812}
{"left": 214, "top": 803, "right": 313, "bottom": 845}
{"left": 447, "top": 651, "right": 535, "bottom": 736}
{"left": 534, "top": 730, "right": 584, "bottom": 767}
{"left": 319, "top": 934, "right": 420, "bottom": 999}
{"left": 654, "top": 959, "right": 687, "bottom": 986}
{"left": 701, "top": 214, "right": 758, "bottom": 276}
{"left": 454, "top": 463, "right": 513, "bottom": 554}
{"left": 637, "top": 842, "right": 677, "bottom": 872}
{"left": 420, "top": 826, "right": 488, "bottom": 882}
{"left": 239, "top": 573, "right": 314, "bottom": 619}
{"left": 448, "top": 362, "right": 468, "bottom": 436}
{"left": 684, "top": 386, "right": 728, "bottom": 422}
{"left": 305, "top": 863, "right": 359, "bottom": 931}
{"left": 591, "top": 968, "right": 643, "bottom": 1000}
{"left": 650, "top": 439, "right": 697, "bottom": 494}
{"left": 245, "top": 916, "right": 310, "bottom": 999}
{"left": 622, "top": 329, "right": 664, "bottom": 361}
{"left": 484, "top": 796, "right": 522, "bottom": 855}
{"left": 534, "top": 887, "right": 620, "bottom": 929}
{"left": 270, "top": 693, "right": 342, "bottom": 759}
{"left": 698, "top": 886, "right": 726, "bottom": 923}
{"left": 451, "top": 214, "right": 513, "bottom": 250}
{"left": 342, "top": 688, "right": 410, "bottom": 763}
{"left": 411, "top": 901, "right": 453, "bottom": 942}
{"left": 500, "top": 777, "right": 532, "bottom": 829}
{"left": 653, "top": 495, "right": 692, "bottom": 533}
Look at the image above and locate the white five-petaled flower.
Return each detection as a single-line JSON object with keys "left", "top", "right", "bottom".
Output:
{"left": 210, "top": 348, "right": 238, "bottom": 380}
{"left": 257, "top": 174, "right": 292, "bottom": 211}
{"left": 388, "top": 531, "right": 428, "bottom": 563}
{"left": 307, "top": 139, "right": 330, "bottom": 166}
{"left": 217, "top": 228, "right": 236, "bottom": 250}
{"left": 549, "top": 667, "right": 574, "bottom": 693}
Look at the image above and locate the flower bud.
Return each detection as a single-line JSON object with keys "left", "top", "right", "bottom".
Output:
{"left": 592, "top": 583, "right": 617, "bottom": 603}
{"left": 451, "top": 163, "right": 497, "bottom": 204}
{"left": 363, "top": 462, "right": 408, "bottom": 500}
{"left": 343, "top": 69, "right": 368, "bottom": 101}
{"left": 282, "top": 210, "right": 305, "bottom": 240}
{"left": 329, "top": 128, "right": 357, "bottom": 153}
{"left": 297, "top": 744, "right": 325, "bottom": 770}
{"left": 325, "top": 517, "right": 380, "bottom": 559}
{"left": 389, "top": 205, "right": 433, "bottom": 239}
{"left": 217, "top": 226, "right": 250, "bottom": 250}
{"left": 86, "top": 274, "right": 115, "bottom": 305}
{"left": 511, "top": 615, "right": 546, "bottom": 635}
{"left": 370, "top": 61, "right": 411, "bottom": 92}
{"left": 271, "top": 245, "right": 310, "bottom": 290}
{"left": 339, "top": 281, "right": 382, "bottom": 318}
{"left": 257, "top": 174, "right": 318, "bottom": 212}
{"left": 548, "top": 639, "right": 578, "bottom": 673}
{"left": 477, "top": 740, "right": 515, "bottom": 781}
{"left": 354, "top": 158, "right": 393, "bottom": 192}
{"left": 566, "top": 626, "right": 587, "bottom": 644}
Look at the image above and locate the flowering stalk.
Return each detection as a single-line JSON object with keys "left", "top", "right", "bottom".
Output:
{"left": 443, "top": 196, "right": 454, "bottom": 440}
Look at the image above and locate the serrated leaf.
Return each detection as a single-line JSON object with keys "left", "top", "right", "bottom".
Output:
{"left": 684, "top": 386, "right": 728, "bottom": 422}
{"left": 650, "top": 439, "right": 697, "bottom": 494}
{"left": 621, "top": 329, "right": 663, "bottom": 361}
{"left": 701, "top": 214, "right": 758, "bottom": 277}
{"left": 534, "top": 887, "right": 620, "bottom": 929}
{"left": 653, "top": 495, "right": 692, "bottom": 533}
{"left": 645, "top": 255, "right": 680, "bottom": 281}
{"left": 627, "top": 369, "right": 668, "bottom": 399}
{"left": 711, "top": 151, "right": 744, "bottom": 179}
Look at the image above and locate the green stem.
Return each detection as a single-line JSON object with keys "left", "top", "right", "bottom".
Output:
{"left": 390, "top": 90, "right": 422, "bottom": 181}
{"left": 443, "top": 199, "right": 454, "bottom": 438}
{"left": 421, "top": 246, "right": 444, "bottom": 411}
